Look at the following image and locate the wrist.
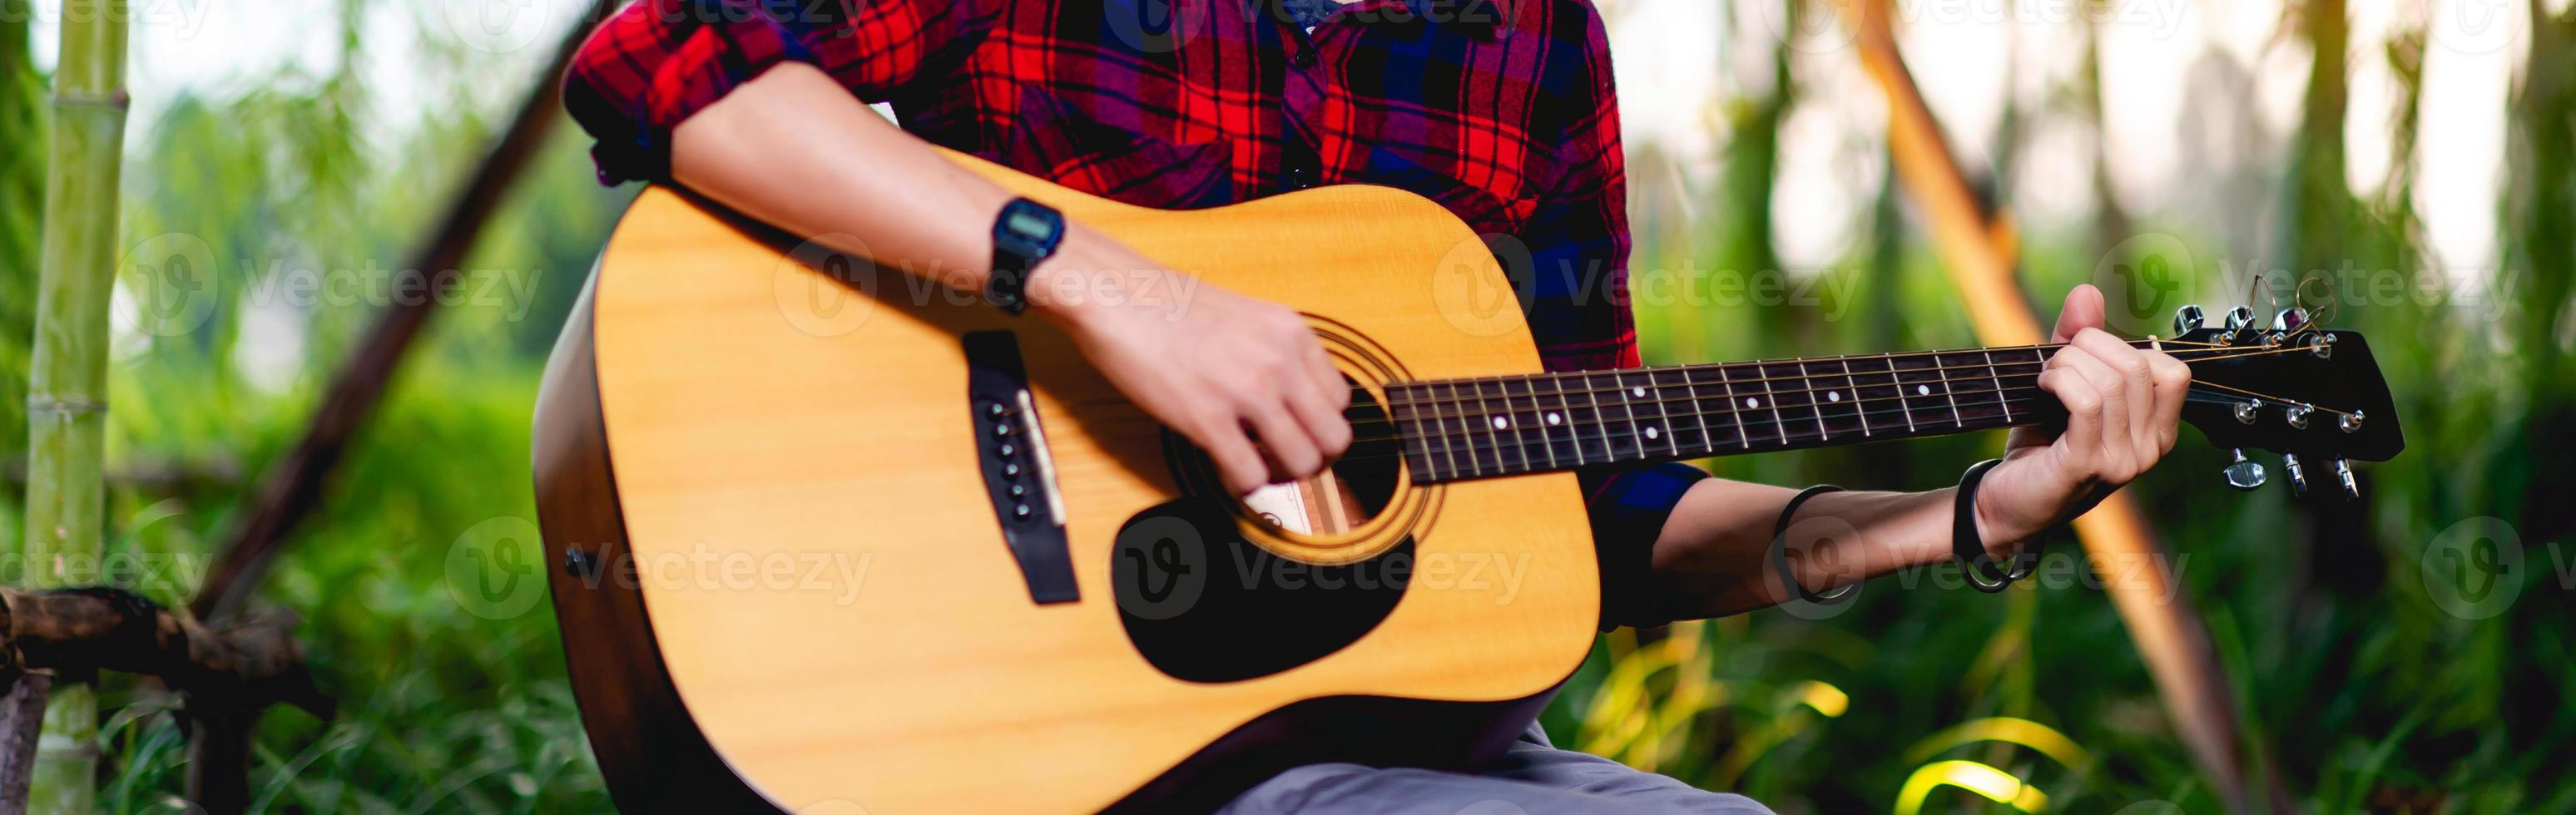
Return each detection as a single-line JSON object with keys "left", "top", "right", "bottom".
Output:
{"left": 1968, "top": 478, "right": 2029, "bottom": 561}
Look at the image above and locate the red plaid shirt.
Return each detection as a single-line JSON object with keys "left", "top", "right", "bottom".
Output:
{"left": 564, "top": 0, "right": 1707, "bottom": 628}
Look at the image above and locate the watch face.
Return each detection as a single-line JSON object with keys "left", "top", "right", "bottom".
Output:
{"left": 1006, "top": 210, "right": 1056, "bottom": 239}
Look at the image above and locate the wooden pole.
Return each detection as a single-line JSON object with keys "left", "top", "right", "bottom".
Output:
{"left": 12, "top": 0, "right": 128, "bottom": 810}
{"left": 1832, "top": 2, "right": 2261, "bottom": 810}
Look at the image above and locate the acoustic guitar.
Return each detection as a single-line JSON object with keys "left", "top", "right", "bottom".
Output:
{"left": 532, "top": 151, "right": 2402, "bottom": 813}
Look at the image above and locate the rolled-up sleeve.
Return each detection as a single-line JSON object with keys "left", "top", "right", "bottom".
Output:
{"left": 1583, "top": 462, "right": 1706, "bottom": 630}
{"left": 562, "top": 0, "right": 985, "bottom": 185}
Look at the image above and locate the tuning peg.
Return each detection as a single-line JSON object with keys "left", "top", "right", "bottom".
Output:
{"left": 2332, "top": 458, "right": 2359, "bottom": 500}
{"left": 2272, "top": 307, "right": 2310, "bottom": 333}
{"left": 2282, "top": 452, "right": 2309, "bottom": 496}
{"left": 2338, "top": 410, "right": 2365, "bottom": 434}
{"left": 2233, "top": 399, "right": 2260, "bottom": 425}
{"left": 2222, "top": 306, "right": 2257, "bottom": 343}
{"left": 2284, "top": 403, "right": 2312, "bottom": 430}
{"left": 2223, "top": 448, "right": 2266, "bottom": 491}
{"left": 2173, "top": 304, "right": 2207, "bottom": 334}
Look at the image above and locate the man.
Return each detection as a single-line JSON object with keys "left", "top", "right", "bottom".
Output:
{"left": 562, "top": 0, "right": 2190, "bottom": 811}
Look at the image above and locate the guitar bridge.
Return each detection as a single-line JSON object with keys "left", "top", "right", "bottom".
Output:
{"left": 965, "top": 332, "right": 1079, "bottom": 605}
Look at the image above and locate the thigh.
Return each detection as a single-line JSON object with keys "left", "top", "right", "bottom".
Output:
{"left": 1220, "top": 758, "right": 1773, "bottom": 815}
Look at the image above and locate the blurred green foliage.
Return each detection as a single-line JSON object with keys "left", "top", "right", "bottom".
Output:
{"left": 0, "top": 2, "right": 2569, "bottom": 813}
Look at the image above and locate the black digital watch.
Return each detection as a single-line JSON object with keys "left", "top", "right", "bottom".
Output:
{"left": 986, "top": 198, "right": 1067, "bottom": 315}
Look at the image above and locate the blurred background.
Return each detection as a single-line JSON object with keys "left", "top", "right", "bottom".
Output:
{"left": 0, "top": 0, "right": 2567, "bottom": 812}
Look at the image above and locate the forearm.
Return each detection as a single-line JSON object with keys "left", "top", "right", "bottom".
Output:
{"left": 1645, "top": 477, "right": 1980, "bottom": 620}
{"left": 669, "top": 62, "right": 1111, "bottom": 322}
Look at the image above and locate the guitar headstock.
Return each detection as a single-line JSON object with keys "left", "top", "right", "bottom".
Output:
{"left": 2166, "top": 304, "right": 2403, "bottom": 499}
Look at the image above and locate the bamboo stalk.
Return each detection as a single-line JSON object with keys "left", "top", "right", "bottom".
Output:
{"left": 12, "top": 0, "right": 127, "bottom": 811}
{"left": 1830, "top": 1, "right": 2263, "bottom": 811}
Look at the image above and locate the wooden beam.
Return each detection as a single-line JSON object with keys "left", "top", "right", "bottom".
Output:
{"left": 1833, "top": 2, "right": 2261, "bottom": 810}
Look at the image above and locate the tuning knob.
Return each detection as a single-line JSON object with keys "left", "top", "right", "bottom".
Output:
{"left": 2332, "top": 458, "right": 2359, "bottom": 500}
{"left": 2234, "top": 399, "right": 2260, "bottom": 425}
{"left": 2284, "top": 403, "right": 2312, "bottom": 430}
{"left": 2272, "top": 307, "right": 2310, "bottom": 334}
{"left": 2173, "top": 304, "right": 2207, "bottom": 334}
{"left": 2223, "top": 448, "right": 2266, "bottom": 491}
{"left": 2282, "top": 452, "right": 2309, "bottom": 496}
{"left": 2339, "top": 410, "right": 2365, "bottom": 434}
{"left": 2222, "top": 306, "right": 2258, "bottom": 343}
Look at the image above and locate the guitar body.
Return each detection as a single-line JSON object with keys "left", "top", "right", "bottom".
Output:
{"left": 534, "top": 154, "right": 1603, "bottom": 813}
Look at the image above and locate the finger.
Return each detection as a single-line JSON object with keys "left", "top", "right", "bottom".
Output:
{"left": 2053, "top": 340, "right": 2137, "bottom": 479}
{"left": 2074, "top": 328, "right": 2157, "bottom": 457}
{"left": 1243, "top": 398, "right": 1324, "bottom": 483}
{"left": 1282, "top": 363, "right": 1354, "bottom": 461}
{"left": 2146, "top": 350, "right": 2191, "bottom": 454}
{"left": 2050, "top": 284, "right": 2108, "bottom": 343}
{"left": 1191, "top": 413, "right": 1271, "bottom": 495}
{"left": 2039, "top": 348, "right": 2109, "bottom": 468}
{"left": 1305, "top": 338, "right": 1350, "bottom": 412}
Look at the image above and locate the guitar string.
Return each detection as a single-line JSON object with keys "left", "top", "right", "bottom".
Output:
{"left": 1390, "top": 342, "right": 2341, "bottom": 422}
{"left": 991, "top": 341, "right": 2306, "bottom": 425}
{"left": 1378, "top": 338, "right": 2236, "bottom": 406}
{"left": 1301, "top": 387, "right": 2278, "bottom": 470}
{"left": 995, "top": 343, "right": 2332, "bottom": 437}
{"left": 1283, "top": 388, "right": 2299, "bottom": 477}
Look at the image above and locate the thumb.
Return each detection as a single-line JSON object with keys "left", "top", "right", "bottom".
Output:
{"left": 2050, "top": 284, "right": 2107, "bottom": 343}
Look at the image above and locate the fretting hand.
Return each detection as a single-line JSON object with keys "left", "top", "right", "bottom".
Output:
{"left": 1972, "top": 284, "right": 2192, "bottom": 555}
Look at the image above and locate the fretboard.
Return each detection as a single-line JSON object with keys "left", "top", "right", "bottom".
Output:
{"left": 1386, "top": 345, "right": 2061, "bottom": 483}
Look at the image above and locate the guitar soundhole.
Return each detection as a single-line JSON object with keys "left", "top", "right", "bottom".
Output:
{"left": 1239, "top": 378, "right": 1404, "bottom": 536}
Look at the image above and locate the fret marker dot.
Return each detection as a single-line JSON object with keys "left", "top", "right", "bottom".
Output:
{"left": 1492, "top": 416, "right": 1509, "bottom": 430}
{"left": 1827, "top": 391, "right": 1841, "bottom": 403}
{"left": 1644, "top": 426, "right": 1661, "bottom": 440}
{"left": 1916, "top": 384, "right": 1932, "bottom": 396}
{"left": 1632, "top": 387, "right": 1647, "bottom": 398}
{"left": 1745, "top": 397, "right": 1761, "bottom": 408}
{"left": 1545, "top": 412, "right": 1562, "bottom": 426}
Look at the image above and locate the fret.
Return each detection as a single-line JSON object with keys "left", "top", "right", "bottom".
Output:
{"left": 1575, "top": 372, "right": 1617, "bottom": 464}
{"left": 1713, "top": 363, "right": 1752, "bottom": 450}
{"left": 1506, "top": 376, "right": 1556, "bottom": 472}
{"left": 1392, "top": 385, "right": 1442, "bottom": 483}
{"left": 1806, "top": 358, "right": 1868, "bottom": 441}
{"left": 1889, "top": 353, "right": 1954, "bottom": 430}
{"left": 1623, "top": 370, "right": 1681, "bottom": 458}
{"left": 1945, "top": 351, "right": 2009, "bottom": 427}
{"left": 1987, "top": 351, "right": 2011, "bottom": 424}
{"left": 1441, "top": 380, "right": 1494, "bottom": 477}
{"left": 1469, "top": 378, "right": 1523, "bottom": 474}
{"left": 1541, "top": 375, "right": 1585, "bottom": 467}
{"left": 1842, "top": 357, "right": 1870, "bottom": 437}
{"left": 1847, "top": 354, "right": 1910, "bottom": 434}
{"left": 1411, "top": 384, "right": 1456, "bottom": 482}
{"left": 1656, "top": 367, "right": 1714, "bottom": 457}
{"left": 1593, "top": 372, "right": 1643, "bottom": 462}
{"left": 1751, "top": 363, "right": 1790, "bottom": 448}
{"left": 1934, "top": 356, "right": 1964, "bottom": 427}
{"left": 1754, "top": 361, "right": 1816, "bottom": 448}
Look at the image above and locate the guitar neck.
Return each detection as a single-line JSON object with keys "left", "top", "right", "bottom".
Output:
{"left": 1387, "top": 343, "right": 2104, "bottom": 483}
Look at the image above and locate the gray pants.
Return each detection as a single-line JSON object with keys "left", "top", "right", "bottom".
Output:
{"left": 1218, "top": 722, "right": 1775, "bottom": 814}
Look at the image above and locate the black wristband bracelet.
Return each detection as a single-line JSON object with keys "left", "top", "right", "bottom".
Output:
{"left": 1953, "top": 458, "right": 2034, "bottom": 592}
{"left": 1769, "top": 485, "right": 1856, "bottom": 605}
